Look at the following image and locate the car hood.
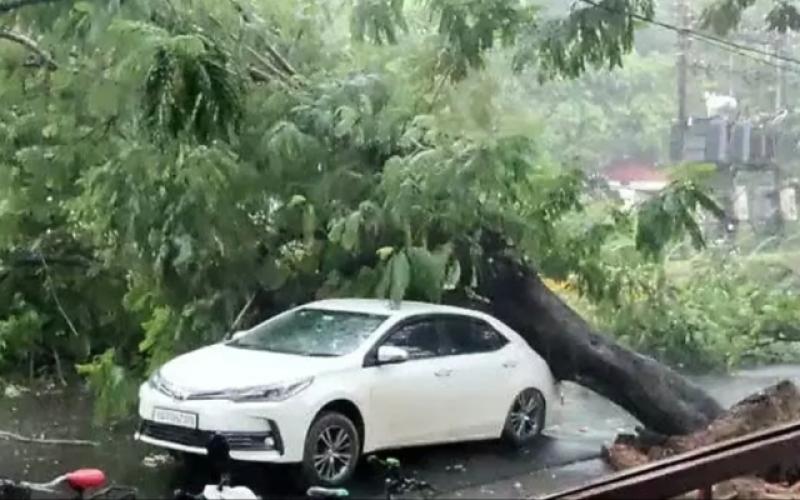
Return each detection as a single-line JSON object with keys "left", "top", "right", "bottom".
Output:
{"left": 158, "top": 343, "right": 337, "bottom": 393}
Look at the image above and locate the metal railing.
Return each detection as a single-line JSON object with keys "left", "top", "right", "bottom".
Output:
{"left": 537, "top": 420, "right": 800, "bottom": 500}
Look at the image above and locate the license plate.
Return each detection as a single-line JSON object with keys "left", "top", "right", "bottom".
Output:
{"left": 153, "top": 408, "right": 198, "bottom": 429}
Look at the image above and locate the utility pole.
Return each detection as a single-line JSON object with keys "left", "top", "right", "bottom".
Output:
{"left": 775, "top": 31, "right": 787, "bottom": 111}
{"left": 728, "top": 52, "right": 734, "bottom": 96}
{"left": 676, "top": 0, "right": 689, "bottom": 127}
{"left": 773, "top": 30, "right": 788, "bottom": 235}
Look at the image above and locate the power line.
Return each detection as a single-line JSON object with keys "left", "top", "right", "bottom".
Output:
{"left": 577, "top": 0, "right": 800, "bottom": 69}
{"left": 693, "top": 34, "right": 800, "bottom": 77}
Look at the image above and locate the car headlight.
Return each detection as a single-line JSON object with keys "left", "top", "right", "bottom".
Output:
{"left": 148, "top": 369, "right": 165, "bottom": 391}
{"left": 188, "top": 377, "right": 314, "bottom": 403}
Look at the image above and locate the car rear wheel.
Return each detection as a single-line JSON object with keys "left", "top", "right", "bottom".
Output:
{"left": 302, "top": 412, "right": 361, "bottom": 487}
{"left": 502, "top": 388, "right": 546, "bottom": 447}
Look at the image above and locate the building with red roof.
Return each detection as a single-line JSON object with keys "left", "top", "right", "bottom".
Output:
{"left": 601, "top": 159, "right": 669, "bottom": 208}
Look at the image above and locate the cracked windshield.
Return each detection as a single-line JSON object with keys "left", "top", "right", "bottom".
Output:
{"left": 3, "top": 0, "right": 800, "bottom": 499}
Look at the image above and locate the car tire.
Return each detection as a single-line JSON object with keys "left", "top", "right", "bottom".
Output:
{"left": 302, "top": 411, "right": 361, "bottom": 487}
{"left": 502, "top": 387, "right": 546, "bottom": 447}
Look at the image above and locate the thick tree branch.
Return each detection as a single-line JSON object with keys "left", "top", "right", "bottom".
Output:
{"left": 0, "top": 28, "right": 57, "bottom": 69}
{"left": 0, "top": 429, "right": 97, "bottom": 447}
{"left": 245, "top": 46, "right": 299, "bottom": 88}
{"left": 475, "top": 232, "right": 723, "bottom": 435}
{"left": 229, "top": 292, "right": 256, "bottom": 334}
{"left": 263, "top": 42, "right": 297, "bottom": 77}
{"left": 39, "top": 254, "right": 80, "bottom": 337}
{"left": 248, "top": 65, "right": 273, "bottom": 83}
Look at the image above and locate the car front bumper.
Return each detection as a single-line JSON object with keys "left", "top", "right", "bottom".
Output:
{"left": 135, "top": 383, "right": 313, "bottom": 463}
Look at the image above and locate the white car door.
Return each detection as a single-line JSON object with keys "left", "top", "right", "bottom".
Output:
{"left": 436, "top": 315, "right": 519, "bottom": 440}
{"left": 365, "top": 318, "right": 453, "bottom": 449}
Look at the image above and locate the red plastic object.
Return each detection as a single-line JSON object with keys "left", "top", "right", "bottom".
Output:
{"left": 65, "top": 469, "right": 106, "bottom": 491}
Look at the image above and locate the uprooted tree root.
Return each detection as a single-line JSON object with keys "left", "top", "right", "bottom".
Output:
{"left": 604, "top": 380, "right": 800, "bottom": 499}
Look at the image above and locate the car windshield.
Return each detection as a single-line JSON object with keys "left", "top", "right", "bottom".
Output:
{"left": 228, "top": 308, "right": 388, "bottom": 357}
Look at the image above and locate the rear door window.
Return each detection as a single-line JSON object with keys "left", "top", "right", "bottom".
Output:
{"left": 439, "top": 316, "right": 509, "bottom": 356}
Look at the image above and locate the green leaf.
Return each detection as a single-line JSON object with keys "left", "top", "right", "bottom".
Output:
{"left": 328, "top": 218, "right": 347, "bottom": 244}
{"left": 334, "top": 106, "right": 359, "bottom": 138}
{"left": 389, "top": 251, "right": 411, "bottom": 305}
{"left": 376, "top": 246, "right": 395, "bottom": 261}
{"left": 289, "top": 194, "right": 307, "bottom": 207}
{"left": 303, "top": 205, "right": 317, "bottom": 245}
{"left": 376, "top": 262, "right": 392, "bottom": 299}
{"left": 407, "top": 245, "right": 450, "bottom": 302}
{"left": 172, "top": 235, "right": 194, "bottom": 271}
{"left": 341, "top": 212, "right": 362, "bottom": 252}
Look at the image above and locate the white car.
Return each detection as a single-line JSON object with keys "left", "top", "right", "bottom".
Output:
{"left": 135, "top": 299, "right": 560, "bottom": 486}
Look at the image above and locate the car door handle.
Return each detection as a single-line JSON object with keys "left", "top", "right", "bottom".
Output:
{"left": 502, "top": 361, "right": 518, "bottom": 369}
{"left": 434, "top": 369, "right": 453, "bottom": 378}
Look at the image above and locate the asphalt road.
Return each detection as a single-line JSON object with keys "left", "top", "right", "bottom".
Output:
{"left": 3, "top": 365, "right": 800, "bottom": 499}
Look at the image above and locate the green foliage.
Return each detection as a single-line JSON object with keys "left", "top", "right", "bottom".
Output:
{"left": 428, "top": 0, "right": 532, "bottom": 79}
{"left": 0, "top": 297, "right": 45, "bottom": 369}
{"left": 0, "top": 0, "right": 791, "bottom": 423}
{"left": 766, "top": 1, "right": 800, "bottom": 33}
{"left": 635, "top": 181, "right": 724, "bottom": 260}
{"left": 594, "top": 256, "right": 800, "bottom": 371}
{"left": 701, "top": 0, "right": 800, "bottom": 35}
{"left": 351, "top": 0, "right": 407, "bottom": 44}
{"left": 140, "top": 30, "right": 243, "bottom": 142}
{"left": 700, "top": 0, "right": 757, "bottom": 36}
{"left": 76, "top": 349, "right": 137, "bottom": 424}
{"left": 531, "top": 0, "right": 654, "bottom": 81}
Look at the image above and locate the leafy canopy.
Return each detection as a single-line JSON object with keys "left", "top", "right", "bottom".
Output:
{"left": 0, "top": 0, "right": 763, "bottom": 419}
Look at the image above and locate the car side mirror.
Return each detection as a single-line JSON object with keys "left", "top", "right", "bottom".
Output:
{"left": 377, "top": 346, "right": 409, "bottom": 365}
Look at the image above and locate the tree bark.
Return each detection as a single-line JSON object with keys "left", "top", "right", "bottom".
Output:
{"left": 477, "top": 252, "right": 723, "bottom": 436}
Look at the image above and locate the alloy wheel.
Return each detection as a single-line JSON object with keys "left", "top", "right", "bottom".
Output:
{"left": 508, "top": 389, "right": 543, "bottom": 439}
{"left": 312, "top": 424, "right": 354, "bottom": 482}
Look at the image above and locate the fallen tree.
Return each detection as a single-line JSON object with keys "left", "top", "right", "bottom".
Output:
{"left": 477, "top": 250, "right": 723, "bottom": 436}
{"left": 0, "top": 0, "right": 743, "bottom": 435}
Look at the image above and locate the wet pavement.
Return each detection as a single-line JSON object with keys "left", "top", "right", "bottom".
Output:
{"left": 2, "top": 365, "right": 800, "bottom": 499}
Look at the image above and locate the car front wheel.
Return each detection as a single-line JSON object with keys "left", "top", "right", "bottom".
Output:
{"left": 302, "top": 412, "right": 361, "bottom": 487}
{"left": 502, "top": 387, "right": 546, "bottom": 447}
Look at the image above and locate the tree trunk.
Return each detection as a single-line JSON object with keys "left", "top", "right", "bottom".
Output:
{"left": 477, "top": 252, "right": 723, "bottom": 436}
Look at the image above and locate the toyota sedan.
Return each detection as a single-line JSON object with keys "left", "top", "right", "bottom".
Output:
{"left": 135, "top": 299, "right": 560, "bottom": 486}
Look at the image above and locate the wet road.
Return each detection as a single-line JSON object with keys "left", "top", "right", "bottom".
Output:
{"left": 2, "top": 365, "right": 800, "bottom": 498}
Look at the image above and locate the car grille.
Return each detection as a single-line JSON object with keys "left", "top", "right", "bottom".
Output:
{"left": 138, "top": 420, "right": 283, "bottom": 453}
{"left": 140, "top": 421, "right": 211, "bottom": 447}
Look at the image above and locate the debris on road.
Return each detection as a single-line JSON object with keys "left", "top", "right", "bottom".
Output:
{"left": 142, "top": 453, "right": 174, "bottom": 468}
{"left": 605, "top": 381, "right": 800, "bottom": 499}
{"left": 3, "top": 384, "right": 27, "bottom": 399}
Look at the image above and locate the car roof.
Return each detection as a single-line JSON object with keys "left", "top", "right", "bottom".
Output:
{"left": 303, "top": 298, "right": 482, "bottom": 320}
